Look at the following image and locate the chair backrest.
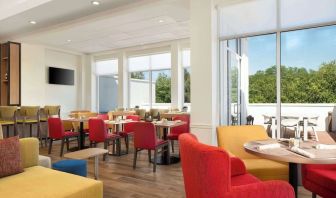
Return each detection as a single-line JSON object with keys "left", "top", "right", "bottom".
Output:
{"left": 179, "top": 133, "right": 231, "bottom": 198}
{"left": 88, "top": 118, "right": 108, "bottom": 142}
{"left": 150, "top": 109, "right": 160, "bottom": 119}
{"left": 20, "top": 106, "right": 40, "bottom": 117}
{"left": 217, "top": 125, "right": 269, "bottom": 159}
{"left": 135, "top": 109, "right": 146, "bottom": 120}
{"left": 133, "top": 122, "right": 157, "bottom": 149}
{"left": 0, "top": 106, "right": 17, "bottom": 120}
{"left": 171, "top": 115, "right": 190, "bottom": 136}
{"left": 97, "top": 114, "right": 109, "bottom": 120}
{"left": 44, "top": 105, "right": 60, "bottom": 117}
{"left": 48, "top": 118, "right": 65, "bottom": 139}
{"left": 124, "top": 115, "right": 140, "bottom": 132}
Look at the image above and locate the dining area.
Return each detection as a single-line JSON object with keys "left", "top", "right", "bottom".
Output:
{"left": 46, "top": 108, "right": 191, "bottom": 173}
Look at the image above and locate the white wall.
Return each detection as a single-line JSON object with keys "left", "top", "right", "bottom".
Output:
{"left": 21, "top": 43, "right": 84, "bottom": 117}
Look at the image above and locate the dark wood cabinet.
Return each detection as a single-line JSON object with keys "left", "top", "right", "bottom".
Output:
{"left": 0, "top": 42, "right": 21, "bottom": 106}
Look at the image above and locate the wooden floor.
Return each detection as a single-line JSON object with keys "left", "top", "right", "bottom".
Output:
{"left": 39, "top": 132, "right": 336, "bottom": 198}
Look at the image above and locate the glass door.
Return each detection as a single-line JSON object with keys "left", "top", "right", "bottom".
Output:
{"left": 221, "top": 39, "right": 243, "bottom": 125}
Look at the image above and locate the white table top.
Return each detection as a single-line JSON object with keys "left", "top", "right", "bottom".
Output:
{"left": 153, "top": 120, "right": 186, "bottom": 128}
{"left": 244, "top": 139, "right": 336, "bottom": 164}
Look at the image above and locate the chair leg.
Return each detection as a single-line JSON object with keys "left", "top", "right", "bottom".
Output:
{"left": 312, "top": 193, "right": 316, "bottom": 198}
{"left": 112, "top": 140, "right": 115, "bottom": 154}
{"left": 312, "top": 127, "right": 319, "bottom": 141}
{"left": 103, "top": 141, "right": 108, "bottom": 161}
{"left": 66, "top": 138, "right": 70, "bottom": 151}
{"left": 125, "top": 136, "right": 129, "bottom": 154}
{"left": 30, "top": 124, "right": 33, "bottom": 137}
{"left": 153, "top": 149, "right": 158, "bottom": 172}
{"left": 171, "top": 140, "right": 174, "bottom": 153}
{"left": 48, "top": 139, "right": 53, "bottom": 154}
{"left": 60, "top": 138, "right": 65, "bottom": 157}
{"left": 133, "top": 148, "right": 138, "bottom": 169}
{"left": 7, "top": 125, "right": 9, "bottom": 138}
{"left": 167, "top": 143, "right": 171, "bottom": 164}
{"left": 77, "top": 136, "right": 80, "bottom": 149}
{"left": 117, "top": 138, "right": 121, "bottom": 156}
{"left": 148, "top": 150, "right": 151, "bottom": 163}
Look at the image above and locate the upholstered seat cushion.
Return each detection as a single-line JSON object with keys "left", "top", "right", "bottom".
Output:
{"left": 64, "top": 131, "right": 79, "bottom": 137}
{"left": 243, "top": 159, "right": 288, "bottom": 181}
{"left": 156, "top": 139, "right": 168, "bottom": 146}
{"left": 0, "top": 166, "right": 102, "bottom": 198}
{"left": 0, "top": 121, "right": 15, "bottom": 125}
{"left": 117, "top": 131, "right": 134, "bottom": 137}
{"left": 17, "top": 119, "right": 39, "bottom": 123}
{"left": 306, "top": 168, "right": 336, "bottom": 193}
{"left": 167, "top": 133, "right": 179, "bottom": 140}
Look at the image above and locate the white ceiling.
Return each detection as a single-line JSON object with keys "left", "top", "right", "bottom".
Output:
{"left": 0, "top": 0, "right": 190, "bottom": 54}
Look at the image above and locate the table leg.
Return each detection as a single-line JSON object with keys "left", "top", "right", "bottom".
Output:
{"left": 79, "top": 121, "right": 85, "bottom": 149}
{"left": 94, "top": 156, "right": 99, "bottom": 180}
{"left": 289, "top": 162, "right": 298, "bottom": 197}
{"left": 271, "top": 117, "right": 276, "bottom": 139}
{"left": 303, "top": 118, "right": 308, "bottom": 141}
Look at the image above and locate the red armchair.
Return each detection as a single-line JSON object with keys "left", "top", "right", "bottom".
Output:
{"left": 168, "top": 115, "right": 190, "bottom": 153}
{"left": 302, "top": 164, "right": 336, "bottom": 198}
{"left": 179, "top": 133, "right": 294, "bottom": 198}
{"left": 133, "top": 122, "right": 170, "bottom": 172}
{"left": 117, "top": 115, "right": 140, "bottom": 153}
{"left": 48, "top": 118, "right": 79, "bottom": 157}
{"left": 97, "top": 113, "right": 109, "bottom": 120}
{"left": 88, "top": 118, "right": 121, "bottom": 160}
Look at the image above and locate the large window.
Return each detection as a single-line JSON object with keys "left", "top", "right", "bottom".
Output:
{"left": 95, "top": 59, "right": 118, "bottom": 113}
{"left": 129, "top": 53, "right": 171, "bottom": 109}
{"left": 220, "top": 25, "right": 336, "bottom": 137}
{"left": 182, "top": 49, "right": 191, "bottom": 104}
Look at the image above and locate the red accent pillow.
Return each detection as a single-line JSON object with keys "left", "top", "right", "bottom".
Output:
{"left": 0, "top": 136, "right": 23, "bottom": 178}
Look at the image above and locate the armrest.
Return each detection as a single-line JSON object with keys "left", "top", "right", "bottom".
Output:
{"left": 227, "top": 181, "right": 294, "bottom": 198}
{"left": 230, "top": 157, "right": 246, "bottom": 176}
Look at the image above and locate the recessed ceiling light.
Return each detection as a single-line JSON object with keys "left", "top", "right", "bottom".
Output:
{"left": 91, "top": 1, "right": 100, "bottom": 5}
{"left": 29, "top": 20, "right": 37, "bottom": 25}
{"left": 158, "top": 19, "right": 165, "bottom": 23}
{"left": 67, "top": 39, "right": 72, "bottom": 42}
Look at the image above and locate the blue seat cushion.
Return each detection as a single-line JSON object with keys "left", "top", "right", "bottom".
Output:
{"left": 52, "top": 159, "right": 87, "bottom": 177}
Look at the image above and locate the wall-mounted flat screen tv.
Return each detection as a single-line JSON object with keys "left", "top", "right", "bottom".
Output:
{"left": 48, "top": 67, "right": 74, "bottom": 85}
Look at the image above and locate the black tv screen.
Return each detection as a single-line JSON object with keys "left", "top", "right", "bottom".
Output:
{"left": 48, "top": 67, "right": 74, "bottom": 85}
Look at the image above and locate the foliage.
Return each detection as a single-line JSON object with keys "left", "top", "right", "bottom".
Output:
{"left": 249, "top": 60, "right": 336, "bottom": 103}
{"left": 155, "top": 72, "right": 171, "bottom": 103}
{"left": 184, "top": 68, "right": 191, "bottom": 103}
{"left": 131, "top": 72, "right": 145, "bottom": 79}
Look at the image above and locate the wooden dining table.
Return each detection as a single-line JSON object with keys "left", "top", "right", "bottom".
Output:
{"left": 244, "top": 139, "right": 336, "bottom": 197}
{"left": 153, "top": 120, "right": 186, "bottom": 165}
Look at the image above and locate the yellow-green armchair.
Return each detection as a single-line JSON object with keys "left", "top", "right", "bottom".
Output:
{"left": 217, "top": 125, "right": 288, "bottom": 181}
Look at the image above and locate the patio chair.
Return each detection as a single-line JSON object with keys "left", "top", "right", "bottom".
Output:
{"left": 281, "top": 116, "right": 300, "bottom": 138}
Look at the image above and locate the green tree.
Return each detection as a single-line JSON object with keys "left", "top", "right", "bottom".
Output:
{"left": 249, "top": 60, "right": 336, "bottom": 103}
{"left": 155, "top": 73, "right": 171, "bottom": 103}
{"left": 184, "top": 68, "right": 191, "bottom": 103}
{"left": 131, "top": 72, "right": 145, "bottom": 79}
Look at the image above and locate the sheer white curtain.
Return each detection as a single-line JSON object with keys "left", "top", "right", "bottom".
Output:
{"left": 219, "top": 0, "right": 336, "bottom": 39}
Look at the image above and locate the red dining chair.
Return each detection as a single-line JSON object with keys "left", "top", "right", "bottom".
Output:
{"left": 302, "top": 164, "right": 336, "bottom": 198}
{"left": 133, "top": 122, "right": 170, "bottom": 172}
{"left": 117, "top": 115, "right": 140, "bottom": 153}
{"left": 88, "top": 118, "right": 121, "bottom": 160}
{"left": 168, "top": 115, "right": 190, "bottom": 153}
{"left": 48, "top": 118, "right": 80, "bottom": 157}
{"left": 179, "top": 133, "right": 295, "bottom": 198}
{"left": 97, "top": 113, "right": 109, "bottom": 120}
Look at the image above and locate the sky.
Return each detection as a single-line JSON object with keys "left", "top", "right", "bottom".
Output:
{"left": 248, "top": 25, "right": 336, "bottom": 75}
